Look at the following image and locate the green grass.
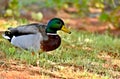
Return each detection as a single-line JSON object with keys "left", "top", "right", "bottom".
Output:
{"left": 0, "top": 28, "right": 120, "bottom": 78}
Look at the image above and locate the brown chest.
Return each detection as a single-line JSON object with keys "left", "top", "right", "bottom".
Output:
{"left": 40, "top": 35, "right": 61, "bottom": 51}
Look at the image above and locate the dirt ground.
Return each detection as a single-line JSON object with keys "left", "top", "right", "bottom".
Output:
{"left": 0, "top": 59, "right": 106, "bottom": 79}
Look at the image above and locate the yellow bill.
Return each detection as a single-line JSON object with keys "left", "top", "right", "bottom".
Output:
{"left": 61, "top": 25, "right": 71, "bottom": 34}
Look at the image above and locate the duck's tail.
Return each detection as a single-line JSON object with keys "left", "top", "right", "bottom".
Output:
{"left": 2, "top": 30, "right": 13, "bottom": 42}
{"left": 2, "top": 34, "right": 10, "bottom": 40}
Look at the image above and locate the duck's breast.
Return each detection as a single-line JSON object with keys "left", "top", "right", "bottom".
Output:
{"left": 40, "top": 35, "right": 61, "bottom": 51}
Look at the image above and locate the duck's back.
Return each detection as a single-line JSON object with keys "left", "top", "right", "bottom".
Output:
{"left": 9, "top": 23, "right": 47, "bottom": 37}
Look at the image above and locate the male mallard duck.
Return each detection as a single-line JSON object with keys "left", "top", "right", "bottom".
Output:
{"left": 3, "top": 18, "right": 71, "bottom": 52}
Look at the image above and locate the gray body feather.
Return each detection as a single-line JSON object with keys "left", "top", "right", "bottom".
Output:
{"left": 11, "top": 33, "right": 43, "bottom": 51}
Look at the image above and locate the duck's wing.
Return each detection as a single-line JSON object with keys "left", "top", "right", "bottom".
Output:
{"left": 9, "top": 23, "right": 47, "bottom": 36}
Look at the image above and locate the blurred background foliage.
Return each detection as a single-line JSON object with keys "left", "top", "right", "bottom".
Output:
{"left": 0, "top": 0, "right": 120, "bottom": 28}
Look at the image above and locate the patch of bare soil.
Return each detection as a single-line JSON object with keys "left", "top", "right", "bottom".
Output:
{"left": 0, "top": 59, "right": 105, "bottom": 79}
{"left": 98, "top": 52, "right": 120, "bottom": 79}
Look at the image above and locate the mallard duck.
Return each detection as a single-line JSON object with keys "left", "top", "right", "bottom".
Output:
{"left": 3, "top": 18, "right": 71, "bottom": 52}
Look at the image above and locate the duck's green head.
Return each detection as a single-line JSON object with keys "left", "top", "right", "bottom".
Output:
{"left": 46, "top": 18, "right": 71, "bottom": 34}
